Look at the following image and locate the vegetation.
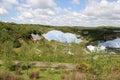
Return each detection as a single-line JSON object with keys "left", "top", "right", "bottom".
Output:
{"left": 0, "top": 21, "right": 120, "bottom": 80}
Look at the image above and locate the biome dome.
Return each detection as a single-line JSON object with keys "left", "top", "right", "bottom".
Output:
{"left": 99, "top": 38, "right": 120, "bottom": 48}
{"left": 43, "top": 30, "right": 82, "bottom": 43}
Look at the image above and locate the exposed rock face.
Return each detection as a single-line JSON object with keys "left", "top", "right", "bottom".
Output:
{"left": 31, "top": 33, "right": 41, "bottom": 41}
{"left": 43, "top": 30, "right": 82, "bottom": 43}
{"left": 86, "top": 45, "right": 106, "bottom": 53}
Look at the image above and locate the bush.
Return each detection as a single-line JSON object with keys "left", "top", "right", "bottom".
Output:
{"left": 0, "top": 71, "right": 25, "bottom": 80}
{"left": 61, "top": 71, "right": 87, "bottom": 80}
{"left": 70, "top": 71, "right": 86, "bottom": 80}
{"left": 76, "top": 62, "right": 89, "bottom": 72}
{"left": 13, "top": 39, "right": 21, "bottom": 48}
{"left": 115, "top": 63, "right": 120, "bottom": 70}
{"left": 29, "top": 70, "right": 40, "bottom": 80}
{"left": 15, "top": 67, "right": 22, "bottom": 75}
{"left": 61, "top": 70, "right": 69, "bottom": 80}
{"left": 9, "top": 62, "right": 31, "bottom": 71}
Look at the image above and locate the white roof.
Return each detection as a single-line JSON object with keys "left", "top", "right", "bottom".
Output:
{"left": 43, "top": 30, "right": 82, "bottom": 43}
{"left": 99, "top": 38, "right": 120, "bottom": 48}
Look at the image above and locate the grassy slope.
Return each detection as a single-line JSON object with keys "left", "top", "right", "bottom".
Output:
{"left": 0, "top": 22, "right": 120, "bottom": 80}
{"left": 0, "top": 22, "right": 120, "bottom": 61}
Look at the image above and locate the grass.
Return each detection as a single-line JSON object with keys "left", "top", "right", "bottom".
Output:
{"left": 0, "top": 52, "right": 119, "bottom": 80}
{"left": 0, "top": 21, "right": 120, "bottom": 79}
{"left": 0, "top": 56, "right": 119, "bottom": 80}
{"left": 0, "top": 40, "right": 120, "bottom": 79}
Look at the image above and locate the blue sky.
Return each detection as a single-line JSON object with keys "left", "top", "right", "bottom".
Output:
{"left": 0, "top": 0, "right": 120, "bottom": 27}
{"left": 55, "top": 0, "right": 88, "bottom": 12}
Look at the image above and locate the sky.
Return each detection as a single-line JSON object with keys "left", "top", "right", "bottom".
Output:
{"left": 0, "top": 0, "right": 120, "bottom": 27}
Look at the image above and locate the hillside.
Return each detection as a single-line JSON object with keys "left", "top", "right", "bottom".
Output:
{"left": 0, "top": 22, "right": 120, "bottom": 80}
{"left": 0, "top": 21, "right": 120, "bottom": 55}
{"left": 1, "top": 21, "right": 120, "bottom": 42}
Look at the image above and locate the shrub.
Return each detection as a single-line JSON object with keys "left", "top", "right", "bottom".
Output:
{"left": 61, "top": 71, "right": 87, "bottom": 80}
{"left": 21, "top": 63, "right": 31, "bottom": 70}
{"left": 9, "top": 64, "right": 21, "bottom": 71}
{"left": 70, "top": 71, "right": 86, "bottom": 80}
{"left": 15, "top": 67, "right": 22, "bottom": 75}
{"left": 76, "top": 62, "right": 89, "bottom": 72}
{"left": 0, "top": 71, "right": 15, "bottom": 80}
{"left": 107, "top": 69, "right": 120, "bottom": 80}
{"left": 9, "top": 62, "right": 31, "bottom": 71}
{"left": 29, "top": 70, "right": 40, "bottom": 80}
{"left": 61, "top": 70, "right": 69, "bottom": 80}
{"left": 115, "top": 63, "right": 120, "bottom": 70}
{"left": 0, "top": 71, "right": 25, "bottom": 80}
{"left": 13, "top": 39, "right": 21, "bottom": 48}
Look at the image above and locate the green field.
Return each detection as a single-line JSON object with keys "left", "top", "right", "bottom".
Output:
{"left": 0, "top": 22, "right": 120, "bottom": 80}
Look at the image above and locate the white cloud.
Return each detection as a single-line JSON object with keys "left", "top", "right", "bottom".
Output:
{"left": 0, "top": 0, "right": 19, "bottom": 8}
{"left": 12, "top": 0, "right": 120, "bottom": 27}
{"left": 26, "top": 0, "right": 56, "bottom": 9}
{"left": 0, "top": 7, "right": 8, "bottom": 16}
{"left": 72, "top": 0, "right": 80, "bottom": 4}
{"left": 82, "top": 0, "right": 120, "bottom": 25}
{"left": 12, "top": 5, "right": 55, "bottom": 24}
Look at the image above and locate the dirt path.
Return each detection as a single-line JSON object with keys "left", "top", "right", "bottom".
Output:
{"left": 30, "top": 62, "right": 76, "bottom": 69}
{"left": 0, "top": 60, "right": 76, "bottom": 69}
